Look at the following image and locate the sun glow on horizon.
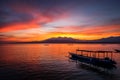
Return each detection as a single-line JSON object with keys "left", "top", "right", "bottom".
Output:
{"left": 0, "top": 0, "right": 120, "bottom": 42}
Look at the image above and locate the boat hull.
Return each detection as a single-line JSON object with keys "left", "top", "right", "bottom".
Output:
{"left": 69, "top": 52, "right": 116, "bottom": 69}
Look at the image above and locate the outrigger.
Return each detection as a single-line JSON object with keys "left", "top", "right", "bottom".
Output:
{"left": 69, "top": 49, "right": 117, "bottom": 70}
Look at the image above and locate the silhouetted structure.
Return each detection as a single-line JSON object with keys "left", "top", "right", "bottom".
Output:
{"left": 69, "top": 49, "right": 117, "bottom": 70}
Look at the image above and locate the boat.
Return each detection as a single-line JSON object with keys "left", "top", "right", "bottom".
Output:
{"left": 69, "top": 49, "right": 117, "bottom": 70}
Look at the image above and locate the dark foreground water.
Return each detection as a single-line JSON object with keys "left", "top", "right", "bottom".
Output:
{"left": 0, "top": 44, "right": 120, "bottom": 80}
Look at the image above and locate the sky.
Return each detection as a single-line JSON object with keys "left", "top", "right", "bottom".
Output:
{"left": 0, "top": 0, "right": 120, "bottom": 42}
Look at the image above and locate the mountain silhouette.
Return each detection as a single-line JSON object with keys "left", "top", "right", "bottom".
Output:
{"left": 41, "top": 36, "right": 120, "bottom": 43}
{"left": 1, "top": 36, "right": 120, "bottom": 44}
{"left": 41, "top": 37, "right": 80, "bottom": 43}
{"left": 91, "top": 36, "right": 120, "bottom": 43}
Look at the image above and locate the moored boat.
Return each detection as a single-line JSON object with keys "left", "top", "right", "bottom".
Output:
{"left": 69, "top": 50, "right": 117, "bottom": 70}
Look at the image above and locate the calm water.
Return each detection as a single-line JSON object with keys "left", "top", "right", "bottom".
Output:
{"left": 0, "top": 44, "right": 120, "bottom": 80}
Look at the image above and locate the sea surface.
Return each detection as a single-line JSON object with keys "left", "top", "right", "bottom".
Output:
{"left": 0, "top": 43, "right": 120, "bottom": 80}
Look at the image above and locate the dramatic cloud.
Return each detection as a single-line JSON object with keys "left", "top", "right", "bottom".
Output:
{"left": 106, "top": 17, "right": 120, "bottom": 25}
{"left": 0, "top": 0, "right": 120, "bottom": 41}
{"left": 0, "top": 8, "right": 34, "bottom": 27}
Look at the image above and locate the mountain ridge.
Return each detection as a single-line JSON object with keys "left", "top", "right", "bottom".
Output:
{"left": 1, "top": 36, "right": 120, "bottom": 43}
{"left": 40, "top": 36, "right": 120, "bottom": 43}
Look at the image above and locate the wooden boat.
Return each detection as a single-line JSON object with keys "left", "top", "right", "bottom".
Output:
{"left": 69, "top": 51, "right": 117, "bottom": 69}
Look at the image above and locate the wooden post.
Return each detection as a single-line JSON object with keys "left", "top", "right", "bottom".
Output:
{"left": 87, "top": 52, "right": 88, "bottom": 57}
{"left": 104, "top": 52, "right": 105, "bottom": 58}
{"left": 111, "top": 52, "right": 113, "bottom": 60}
{"left": 90, "top": 52, "right": 91, "bottom": 57}
{"left": 95, "top": 52, "right": 96, "bottom": 58}
{"left": 76, "top": 50, "right": 77, "bottom": 54}
{"left": 93, "top": 52, "right": 96, "bottom": 58}
{"left": 81, "top": 51, "right": 83, "bottom": 55}
{"left": 98, "top": 52, "right": 99, "bottom": 58}
{"left": 106, "top": 52, "right": 108, "bottom": 57}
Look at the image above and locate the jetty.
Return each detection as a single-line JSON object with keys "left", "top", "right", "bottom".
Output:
{"left": 69, "top": 49, "right": 118, "bottom": 70}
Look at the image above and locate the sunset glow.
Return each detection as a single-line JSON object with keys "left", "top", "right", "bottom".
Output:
{"left": 0, "top": 0, "right": 120, "bottom": 42}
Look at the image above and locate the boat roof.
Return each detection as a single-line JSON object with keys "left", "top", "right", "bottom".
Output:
{"left": 76, "top": 49, "right": 113, "bottom": 53}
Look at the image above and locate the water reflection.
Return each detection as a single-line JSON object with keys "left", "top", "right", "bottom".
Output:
{"left": 0, "top": 44, "right": 120, "bottom": 80}
{"left": 69, "top": 57, "right": 118, "bottom": 80}
{"left": 69, "top": 57, "right": 117, "bottom": 72}
{"left": 77, "top": 63, "right": 117, "bottom": 80}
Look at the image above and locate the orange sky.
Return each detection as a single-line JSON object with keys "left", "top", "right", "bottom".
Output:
{"left": 0, "top": 0, "right": 120, "bottom": 42}
{"left": 0, "top": 24, "right": 120, "bottom": 42}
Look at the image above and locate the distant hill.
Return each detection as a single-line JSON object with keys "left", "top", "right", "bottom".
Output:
{"left": 90, "top": 36, "right": 120, "bottom": 43}
{"left": 41, "top": 37, "right": 80, "bottom": 43}
{"left": 41, "top": 36, "right": 120, "bottom": 43}
{"left": 1, "top": 36, "right": 120, "bottom": 44}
